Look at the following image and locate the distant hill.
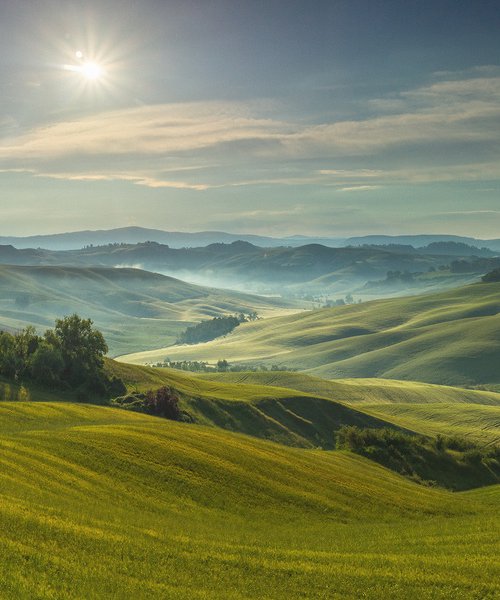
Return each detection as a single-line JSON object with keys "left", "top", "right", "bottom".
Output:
{"left": 2, "top": 240, "right": 494, "bottom": 298}
{"left": 346, "top": 234, "right": 500, "bottom": 252}
{"left": 4, "top": 226, "right": 500, "bottom": 253}
{"left": 482, "top": 268, "right": 500, "bottom": 283}
{"left": 0, "top": 226, "right": 345, "bottom": 251}
{"left": 0, "top": 265, "right": 297, "bottom": 356}
{"left": 123, "top": 280, "right": 500, "bottom": 387}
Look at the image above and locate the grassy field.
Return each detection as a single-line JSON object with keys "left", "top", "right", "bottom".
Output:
{"left": 198, "top": 371, "right": 500, "bottom": 406}
{"left": 0, "top": 265, "right": 300, "bottom": 356}
{"left": 0, "top": 400, "right": 498, "bottom": 599}
{"left": 5, "top": 359, "right": 500, "bottom": 450}
{"left": 120, "top": 281, "right": 500, "bottom": 386}
{"left": 195, "top": 371, "right": 500, "bottom": 445}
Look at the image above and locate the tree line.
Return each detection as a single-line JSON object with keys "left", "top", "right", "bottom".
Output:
{"left": 176, "top": 313, "right": 257, "bottom": 345}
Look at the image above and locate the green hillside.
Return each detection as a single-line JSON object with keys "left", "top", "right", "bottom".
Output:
{"left": 122, "top": 281, "right": 500, "bottom": 386}
{"left": 0, "top": 265, "right": 298, "bottom": 356}
{"left": 6, "top": 357, "right": 500, "bottom": 449}
{"left": 194, "top": 372, "right": 500, "bottom": 445}
{"left": 360, "top": 403, "right": 500, "bottom": 446}
{"left": 104, "top": 362, "right": 406, "bottom": 449}
{"left": 0, "top": 401, "right": 498, "bottom": 599}
{"left": 106, "top": 362, "right": 500, "bottom": 447}
{"left": 199, "top": 371, "right": 500, "bottom": 405}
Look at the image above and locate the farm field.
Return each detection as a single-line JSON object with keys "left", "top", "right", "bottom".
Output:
{"left": 0, "top": 400, "right": 498, "bottom": 599}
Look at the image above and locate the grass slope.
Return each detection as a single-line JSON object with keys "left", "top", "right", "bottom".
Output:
{"left": 6, "top": 358, "right": 500, "bottom": 448}
{"left": 0, "top": 265, "right": 298, "bottom": 356}
{"left": 197, "top": 372, "right": 500, "bottom": 446}
{"left": 122, "top": 281, "right": 500, "bottom": 386}
{"left": 105, "top": 362, "right": 401, "bottom": 449}
{"left": 199, "top": 371, "right": 500, "bottom": 406}
{"left": 105, "top": 362, "right": 500, "bottom": 447}
{"left": 0, "top": 401, "right": 498, "bottom": 599}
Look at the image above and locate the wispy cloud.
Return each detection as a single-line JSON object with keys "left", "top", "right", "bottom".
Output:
{"left": 1, "top": 70, "right": 500, "bottom": 189}
{"left": 337, "top": 185, "right": 381, "bottom": 192}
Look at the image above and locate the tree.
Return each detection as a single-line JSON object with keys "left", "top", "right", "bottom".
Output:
{"left": 15, "top": 326, "right": 40, "bottom": 367}
{"left": 51, "top": 314, "right": 108, "bottom": 386}
{"left": 217, "top": 359, "right": 229, "bottom": 372}
{"left": 0, "top": 331, "right": 21, "bottom": 379}
{"left": 29, "top": 342, "right": 64, "bottom": 386}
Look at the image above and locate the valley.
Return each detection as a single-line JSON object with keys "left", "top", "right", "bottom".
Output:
{"left": 122, "top": 280, "right": 500, "bottom": 386}
{"left": 1, "top": 232, "right": 500, "bottom": 600}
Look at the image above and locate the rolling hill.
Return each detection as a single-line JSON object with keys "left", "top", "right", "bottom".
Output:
{"left": 0, "top": 400, "right": 498, "bottom": 599}
{"left": 2, "top": 239, "right": 495, "bottom": 299}
{"left": 0, "top": 265, "right": 298, "bottom": 356}
{"left": 121, "top": 280, "right": 500, "bottom": 386}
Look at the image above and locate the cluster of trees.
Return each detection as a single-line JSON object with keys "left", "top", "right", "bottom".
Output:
{"left": 176, "top": 313, "right": 256, "bottom": 345}
{"left": 385, "top": 270, "right": 418, "bottom": 282}
{"left": 0, "top": 315, "right": 125, "bottom": 398}
{"left": 450, "top": 258, "right": 500, "bottom": 274}
{"left": 323, "top": 294, "right": 361, "bottom": 307}
{"left": 154, "top": 359, "right": 296, "bottom": 373}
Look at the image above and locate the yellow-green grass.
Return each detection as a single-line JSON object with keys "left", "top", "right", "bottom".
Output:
{"left": 0, "top": 401, "right": 498, "bottom": 599}
{"left": 199, "top": 371, "right": 500, "bottom": 406}
{"left": 359, "top": 403, "right": 500, "bottom": 446}
{"left": 119, "top": 281, "right": 500, "bottom": 386}
{"left": 104, "top": 362, "right": 401, "bottom": 449}
{"left": 7, "top": 360, "right": 500, "bottom": 449}
{"left": 197, "top": 373, "right": 500, "bottom": 445}
{"left": 106, "top": 362, "right": 500, "bottom": 447}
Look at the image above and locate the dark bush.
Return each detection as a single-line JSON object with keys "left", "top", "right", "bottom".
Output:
{"left": 113, "top": 387, "right": 182, "bottom": 421}
{"left": 144, "top": 386, "right": 181, "bottom": 420}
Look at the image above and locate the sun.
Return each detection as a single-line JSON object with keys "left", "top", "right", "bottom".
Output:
{"left": 80, "top": 61, "right": 104, "bottom": 80}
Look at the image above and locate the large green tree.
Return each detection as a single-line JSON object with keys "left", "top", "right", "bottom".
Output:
{"left": 50, "top": 314, "right": 108, "bottom": 386}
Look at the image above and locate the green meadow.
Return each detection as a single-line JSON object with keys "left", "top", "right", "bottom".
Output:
{"left": 121, "top": 281, "right": 500, "bottom": 387}
{"left": 0, "top": 400, "right": 499, "bottom": 599}
{"left": 1, "top": 280, "right": 500, "bottom": 598}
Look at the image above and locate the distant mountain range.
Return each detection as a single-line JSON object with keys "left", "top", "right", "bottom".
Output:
{"left": 346, "top": 234, "right": 500, "bottom": 251}
{"left": 0, "top": 227, "right": 345, "bottom": 251}
{"left": 2, "top": 226, "right": 500, "bottom": 252}
{"left": 1, "top": 239, "right": 497, "bottom": 298}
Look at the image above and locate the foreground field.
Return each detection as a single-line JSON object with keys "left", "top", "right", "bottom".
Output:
{"left": 0, "top": 401, "right": 498, "bottom": 599}
{"left": 120, "top": 281, "right": 500, "bottom": 387}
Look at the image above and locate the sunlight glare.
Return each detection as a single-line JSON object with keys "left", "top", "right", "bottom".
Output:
{"left": 81, "top": 61, "right": 104, "bottom": 80}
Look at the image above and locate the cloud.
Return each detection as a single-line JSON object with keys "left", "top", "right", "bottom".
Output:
{"left": 1, "top": 69, "right": 500, "bottom": 189}
{"left": 337, "top": 185, "right": 380, "bottom": 192}
{"left": 0, "top": 101, "right": 289, "bottom": 160}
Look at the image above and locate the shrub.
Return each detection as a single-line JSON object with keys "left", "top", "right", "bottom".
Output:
{"left": 113, "top": 387, "right": 182, "bottom": 421}
{"left": 144, "top": 386, "right": 181, "bottom": 420}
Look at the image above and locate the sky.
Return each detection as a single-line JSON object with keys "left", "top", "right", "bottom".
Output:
{"left": 1, "top": 0, "right": 500, "bottom": 238}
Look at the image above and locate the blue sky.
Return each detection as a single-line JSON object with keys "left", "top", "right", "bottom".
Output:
{"left": 1, "top": 0, "right": 499, "bottom": 237}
